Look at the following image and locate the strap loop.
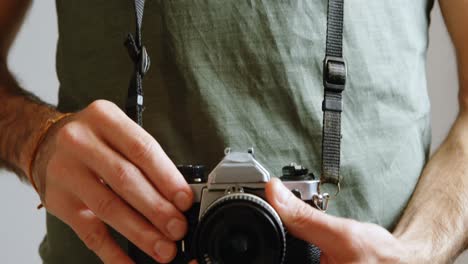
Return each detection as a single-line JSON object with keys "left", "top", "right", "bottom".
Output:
{"left": 322, "top": 94, "right": 342, "bottom": 112}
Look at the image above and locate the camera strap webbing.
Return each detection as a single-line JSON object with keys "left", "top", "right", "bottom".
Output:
{"left": 320, "top": 0, "right": 346, "bottom": 199}
{"left": 125, "top": 0, "right": 150, "bottom": 126}
{"left": 125, "top": 0, "right": 150, "bottom": 260}
{"left": 124, "top": 0, "right": 346, "bottom": 200}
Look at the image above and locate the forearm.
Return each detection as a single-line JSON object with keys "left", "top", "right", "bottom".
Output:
{"left": 0, "top": 0, "right": 61, "bottom": 180}
{"left": 0, "top": 62, "right": 60, "bottom": 179}
{"left": 393, "top": 113, "right": 468, "bottom": 263}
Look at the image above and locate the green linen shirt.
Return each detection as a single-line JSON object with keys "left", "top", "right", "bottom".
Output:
{"left": 40, "top": 0, "right": 434, "bottom": 263}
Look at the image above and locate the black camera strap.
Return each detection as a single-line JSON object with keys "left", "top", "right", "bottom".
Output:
{"left": 320, "top": 0, "right": 346, "bottom": 198}
{"left": 125, "top": 0, "right": 150, "bottom": 126}
{"left": 125, "top": 0, "right": 150, "bottom": 261}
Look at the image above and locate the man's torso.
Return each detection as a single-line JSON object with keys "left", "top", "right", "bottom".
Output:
{"left": 41, "top": 1, "right": 434, "bottom": 263}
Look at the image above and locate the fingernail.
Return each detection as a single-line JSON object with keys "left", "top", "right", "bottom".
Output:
{"left": 154, "top": 240, "right": 175, "bottom": 261}
{"left": 166, "top": 218, "right": 186, "bottom": 240}
{"left": 273, "top": 179, "right": 291, "bottom": 205}
{"left": 174, "top": 191, "right": 191, "bottom": 211}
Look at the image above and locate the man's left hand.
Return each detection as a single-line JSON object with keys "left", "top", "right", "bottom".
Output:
{"left": 265, "top": 178, "right": 411, "bottom": 264}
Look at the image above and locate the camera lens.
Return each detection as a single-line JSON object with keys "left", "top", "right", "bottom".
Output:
{"left": 193, "top": 193, "right": 286, "bottom": 264}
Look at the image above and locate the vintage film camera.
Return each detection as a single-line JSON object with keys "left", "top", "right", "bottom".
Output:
{"left": 131, "top": 148, "right": 322, "bottom": 264}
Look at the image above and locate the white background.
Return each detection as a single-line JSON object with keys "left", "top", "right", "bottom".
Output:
{"left": 0, "top": 1, "right": 467, "bottom": 263}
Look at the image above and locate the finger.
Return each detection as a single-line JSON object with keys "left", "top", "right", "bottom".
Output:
{"left": 265, "top": 178, "right": 353, "bottom": 256}
{"left": 320, "top": 253, "right": 332, "bottom": 264}
{"left": 93, "top": 146, "right": 188, "bottom": 241}
{"left": 85, "top": 100, "right": 193, "bottom": 211}
{"left": 45, "top": 191, "right": 133, "bottom": 264}
{"left": 70, "top": 210, "right": 135, "bottom": 264}
{"left": 67, "top": 165, "right": 177, "bottom": 263}
{"left": 58, "top": 122, "right": 188, "bottom": 241}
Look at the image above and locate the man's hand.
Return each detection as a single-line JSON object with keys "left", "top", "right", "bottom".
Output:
{"left": 33, "top": 100, "right": 193, "bottom": 263}
{"left": 0, "top": 2, "right": 192, "bottom": 262}
{"left": 265, "top": 178, "right": 408, "bottom": 264}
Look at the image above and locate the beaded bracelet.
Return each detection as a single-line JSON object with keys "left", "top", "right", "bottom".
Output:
{"left": 28, "top": 113, "right": 73, "bottom": 209}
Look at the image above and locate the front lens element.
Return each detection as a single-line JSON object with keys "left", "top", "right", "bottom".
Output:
{"left": 193, "top": 193, "right": 285, "bottom": 264}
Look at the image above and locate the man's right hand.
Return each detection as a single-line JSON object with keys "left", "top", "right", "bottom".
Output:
{"left": 32, "top": 100, "right": 193, "bottom": 264}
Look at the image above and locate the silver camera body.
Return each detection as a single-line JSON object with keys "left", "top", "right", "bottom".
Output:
{"left": 189, "top": 148, "right": 320, "bottom": 217}
{"left": 176, "top": 148, "right": 322, "bottom": 264}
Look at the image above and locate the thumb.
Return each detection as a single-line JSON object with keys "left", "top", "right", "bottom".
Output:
{"left": 265, "top": 178, "right": 350, "bottom": 256}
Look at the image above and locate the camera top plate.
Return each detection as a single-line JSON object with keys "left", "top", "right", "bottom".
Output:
{"left": 208, "top": 151, "right": 271, "bottom": 185}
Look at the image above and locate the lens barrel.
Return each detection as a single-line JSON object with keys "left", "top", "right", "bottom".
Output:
{"left": 193, "top": 193, "right": 286, "bottom": 264}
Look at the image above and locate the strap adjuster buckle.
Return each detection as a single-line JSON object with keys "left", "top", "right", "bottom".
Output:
{"left": 138, "top": 46, "right": 150, "bottom": 75}
{"left": 323, "top": 56, "right": 347, "bottom": 92}
{"left": 125, "top": 33, "right": 151, "bottom": 76}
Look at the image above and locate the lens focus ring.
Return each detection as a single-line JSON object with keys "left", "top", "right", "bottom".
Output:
{"left": 193, "top": 192, "right": 286, "bottom": 264}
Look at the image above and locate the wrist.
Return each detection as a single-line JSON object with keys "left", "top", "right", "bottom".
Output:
{"left": 17, "top": 107, "right": 62, "bottom": 179}
{"left": 27, "top": 112, "right": 73, "bottom": 194}
{"left": 393, "top": 232, "right": 433, "bottom": 264}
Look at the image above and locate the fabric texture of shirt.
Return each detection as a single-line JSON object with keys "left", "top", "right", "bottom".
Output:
{"left": 41, "top": 0, "right": 434, "bottom": 263}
